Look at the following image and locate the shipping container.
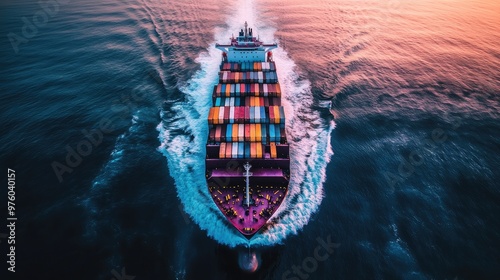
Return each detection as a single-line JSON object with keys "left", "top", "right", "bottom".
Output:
{"left": 221, "top": 125, "right": 226, "bottom": 142}
{"left": 215, "top": 125, "right": 222, "bottom": 142}
{"left": 238, "top": 124, "right": 244, "bottom": 141}
{"left": 209, "top": 127, "right": 215, "bottom": 141}
{"left": 226, "top": 142, "right": 232, "bottom": 158}
{"left": 273, "top": 106, "right": 280, "bottom": 124}
{"left": 269, "top": 106, "right": 275, "bottom": 124}
{"left": 270, "top": 142, "right": 277, "bottom": 158}
{"left": 256, "top": 142, "right": 262, "bottom": 158}
{"left": 269, "top": 124, "right": 276, "bottom": 142}
{"left": 219, "top": 142, "right": 226, "bottom": 158}
{"left": 275, "top": 125, "right": 281, "bottom": 142}
{"left": 250, "top": 106, "right": 255, "bottom": 123}
{"left": 255, "top": 106, "right": 260, "bottom": 122}
{"left": 245, "top": 142, "right": 250, "bottom": 158}
{"left": 212, "top": 107, "right": 219, "bottom": 125}
{"left": 250, "top": 142, "right": 256, "bottom": 158}
{"left": 229, "top": 106, "right": 235, "bottom": 123}
{"left": 232, "top": 124, "right": 238, "bottom": 141}
{"left": 226, "top": 124, "right": 232, "bottom": 142}
{"left": 279, "top": 106, "right": 285, "bottom": 124}
{"left": 238, "top": 142, "right": 244, "bottom": 158}
{"left": 245, "top": 106, "right": 250, "bottom": 121}
{"left": 208, "top": 107, "right": 214, "bottom": 124}
{"left": 224, "top": 106, "right": 230, "bottom": 123}
{"left": 245, "top": 124, "right": 250, "bottom": 141}
{"left": 261, "top": 106, "right": 266, "bottom": 123}
{"left": 232, "top": 142, "right": 238, "bottom": 158}
{"left": 256, "top": 123, "right": 262, "bottom": 142}
{"left": 250, "top": 124, "right": 256, "bottom": 142}
{"left": 225, "top": 83, "right": 231, "bottom": 96}
{"left": 261, "top": 124, "right": 267, "bottom": 144}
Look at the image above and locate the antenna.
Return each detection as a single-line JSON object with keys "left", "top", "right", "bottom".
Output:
{"left": 243, "top": 162, "right": 252, "bottom": 207}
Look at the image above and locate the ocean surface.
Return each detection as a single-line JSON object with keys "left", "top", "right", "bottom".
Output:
{"left": 1, "top": 0, "right": 499, "bottom": 279}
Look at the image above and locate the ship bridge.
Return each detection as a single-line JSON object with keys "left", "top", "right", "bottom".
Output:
{"left": 216, "top": 21, "right": 277, "bottom": 63}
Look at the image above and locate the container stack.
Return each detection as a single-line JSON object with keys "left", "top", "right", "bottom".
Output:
{"left": 207, "top": 61, "right": 287, "bottom": 159}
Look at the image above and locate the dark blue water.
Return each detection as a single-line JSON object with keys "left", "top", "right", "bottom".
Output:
{"left": 1, "top": 0, "right": 499, "bottom": 279}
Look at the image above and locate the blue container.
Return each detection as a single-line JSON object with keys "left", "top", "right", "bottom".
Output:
{"left": 279, "top": 106, "right": 285, "bottom": 124}
{"left": 238, "top": 142, "right": 244, "bottom": 158}
{"left": 245, "top": 142, "right": 251, "bottom": 158}
{"left": 261, "top": 124, "right": 267, "bottom": 144}
{"left": 226, "top": 124, "right": 233, "bottom": 142}
{"left": 269, "top": 124, "right": 275, "bottom": 142}
{"left": 275, "top": 125, "right": 281, "bottom": 142}
{"left": 250, "top": 106, "right": 255, "bottom": 124}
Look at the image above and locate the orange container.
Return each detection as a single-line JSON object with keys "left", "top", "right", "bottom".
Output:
{"left": 256, "top": 142, "right": 262, "bottom": 158}
{"left": 208, "top": 107, "right": 214, "bottom": 124}
{"left": 250, "top": 97, "right": 255, "bottom": 107}
{"left": 254, "top": 83, "right": 259, "bottom": 96}
{"left": 225, "top": 83, "right": 231, "bottom": 97}
{"left": 232, "top": 124, "right": 238, "bottom": 141}
{"left": 250, "top": 142, "right": 256, "bottom": 158}
{"left": 213, "top": 107, "right": 220, "bottom": 124}
{"left": 255, "top": 124, "right": 262, "bottom": 142}
{"left": 270, "top": 142, "right": 277, "bottom": 158}
{"left": 276, "top": 83, "right": 281, "bottom": 96}
{"left": 273, "top": 106, "right": 280, "bottom": 124}
{"left": 219, "top": 142, "right": 226, "bottom": 158}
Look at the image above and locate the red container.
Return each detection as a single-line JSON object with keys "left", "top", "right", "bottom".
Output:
{"left": 224, "top": 106, "right": 230, "bottom": 123}
{"left": 245, "top": 124, "right": 250, "bottom": 141}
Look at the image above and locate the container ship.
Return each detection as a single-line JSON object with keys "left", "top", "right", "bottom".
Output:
{"left": 206, "top": 22, "right": 290, "bottom": 238}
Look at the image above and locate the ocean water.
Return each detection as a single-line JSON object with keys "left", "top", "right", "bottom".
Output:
{"left": 1, "top": 0, "right": 499, "bottom": 279}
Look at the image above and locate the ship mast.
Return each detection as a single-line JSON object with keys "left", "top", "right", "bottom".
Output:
{"left": 243, "top": 162, "right": 252, "bottom": 207}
